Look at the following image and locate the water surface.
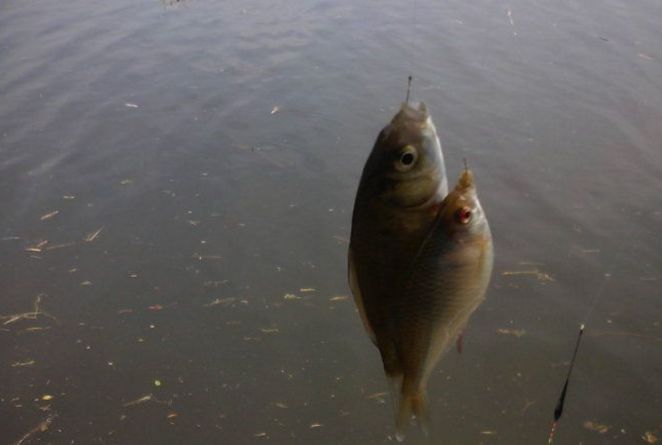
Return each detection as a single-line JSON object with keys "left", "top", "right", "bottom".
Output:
{"left": 1, "top": 0, "right": 662, "bottom": 443}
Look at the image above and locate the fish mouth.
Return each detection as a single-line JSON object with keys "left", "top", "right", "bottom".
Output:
{"left": 392, "top": 101, "right": 429, "bottom": 126}
{"left": 456, "top": 169, "right": 474, "bottom": 190}
{"left": 448, "top": 170, "right": 476, "bottom": 207}
{"left": 403, "top": 101, "right": 428, "bottom": 114}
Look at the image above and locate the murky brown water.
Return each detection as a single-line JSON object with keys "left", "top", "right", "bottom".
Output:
{"left": 1, "top": 0, "right": 661, "bottom": 443}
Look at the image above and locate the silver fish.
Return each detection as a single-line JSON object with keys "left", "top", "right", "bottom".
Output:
{"left": 349, "top": 101, "right": 448, "bottom": 352}
{"left": 390, "top": 168, "right": 493, "bottom": 437}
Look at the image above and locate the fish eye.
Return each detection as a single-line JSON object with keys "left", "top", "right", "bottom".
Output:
{"left": 456, "top": 206, "right": 472, "bottom": 224}
{"left": 395, "top": 145, "right": 418, "bottom": 171}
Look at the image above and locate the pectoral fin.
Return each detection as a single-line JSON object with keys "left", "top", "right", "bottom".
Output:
{"left": 348, "top": 248, "right": 376, "bottom": 344}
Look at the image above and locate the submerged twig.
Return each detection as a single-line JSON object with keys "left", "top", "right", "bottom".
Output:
{"left": 11, "top": 360, "right": 36, "bottom": 367}
{"left": 502, "top": 269, "right": 554, "bottom": 282}
{"left": 40, "top": 210, "right": 59, "bottom": 221}
{"left": 45, "top": 242, "right": 76, "bottom": 251}
{"left": 13, "top": 412, "right": 57, "bottom": 445}
{"left": 25, "top": 240, "right": 48, "bottom": 252}
{"left": 496, "top": 328, "right": 526, "bottom": 338}
{"left": 18, "top": 326, "right": 52, "bottom": 334}
{"left": 203, "top": 297, "right": 235, "bottom": 307}
{"left": 83, "top": 227, "right": 104, "bottom": 242}
{"left": 1, "top": 295, "right": 57, "bottom": 326}
{"left": 123, "top": 393, "right": 172, "bottom": 407}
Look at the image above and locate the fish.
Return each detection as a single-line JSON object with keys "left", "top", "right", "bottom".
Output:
{"left": 391, "top": 168, "right": 493, "bottom": 437}
{"left": 348, "top": 100, "right": 447, "bottom": 432}
{"left": 349, "top": 101, "right": 493, "bottom": 439}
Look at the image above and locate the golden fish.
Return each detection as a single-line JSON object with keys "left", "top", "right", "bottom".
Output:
{"left": 349, "top": 103, "right": 493, "bottom": 439}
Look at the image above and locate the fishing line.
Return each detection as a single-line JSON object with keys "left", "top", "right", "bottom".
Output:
{"left": 405, "top": 75, "right": 413, "bottom": 103}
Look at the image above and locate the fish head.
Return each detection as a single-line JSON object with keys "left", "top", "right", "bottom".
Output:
{"left": 362, "top": 102, "right": 448, "bottom": 208}
{"left": 438, "top": 168, "right": 490, "bottom": 237}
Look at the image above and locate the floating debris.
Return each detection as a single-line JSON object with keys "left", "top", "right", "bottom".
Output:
{"left": 120, "top": 178, "right": 133, "bottom": 185}
{"left": 643, "top": 431, "right": 659, "bottom": 443}
{"left": 480, "top": 430, "right": 497, "bottom": 435}
{"left": 283, "top": 293, "right": 301, "bottom": 301}
{"left": 147, "top": 304, "right": 163, "bottom": 312}
{"left": 125, "top": 103, "right": 139, "bottom": 108}
{"left": 300, "top": 288, "right": 316, "bottom": 293}
{"left": 260, "top": 327, "right": 279, "bottom": 334}
{"left": 40, "top": 210, "right": 59, "bottom": 221}
{"left": 41, "top": 395, "right": 54, "bottom": 401}
{"left": 154, "top": 379, "right": 162, "bottom": 387}
{"left": 366, "top": 391, "right": 388, "bottom": 403}
{"left": 520, "top": 400, "right": 536, "bottom": 414}
{"left": 1, "top": 295, "right": 56, "bottom": 326}
{"left": 83, "top": 227, "right": 104, "bottom": 242}
{"left": 310, "top": 422, "right": 323, "bottom": 429}
{"left": 329, "top": 295, "right": 349, "bottom": 302}
{"left": 62, "top": 195, "right": 76, "bottom": 200}
{"left": 25, "top": 240, "right": 48, "bottom": 252}
{"left": 496, "top": 328, "right": 526, "bottom": 338}
{"left": 274, "top": 402, "right": 288, "bottom": 409}
{"left": 13, "top": 412, "right": 57, "bottom": 445}
{"left": 502, "top": 269, "right": 554, "bottom": 282}
{"left": 117, "top": 308, "right": 133, "bottom": 315}
{"left": 80, "top": 281, "right": 93, "bottom": 286}
{"left": 166, "top": 412, "right": 178, "bottom": 420}
{"left": 11, "top": 360, "right": 36, "bottom": 367}
{"left": 583, "top": 420, "right": 609, "bottom": 434}
{"left": 204, "top": 297, "right": 235, "bottom": 307}
{"left": 45, "top": 242, "right": 75, "bottom": 251}
{"left": 192, "top": 253, "right": 223, "bottom": 261}
{"left": 254, "top": 432, "right": 268, "bottom": 438}
{"left": 18, "top": 326, "right": 51, "bottom": 334}
{"left": 270, "top": 106, "right": 280, "bottom": 114}
{"left": 123, "top": 393, "right": 172, "bottom": 407}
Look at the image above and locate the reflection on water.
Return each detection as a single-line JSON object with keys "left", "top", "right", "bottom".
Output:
{"left": 1, "top": 0, "right": 662, "bottom": 443}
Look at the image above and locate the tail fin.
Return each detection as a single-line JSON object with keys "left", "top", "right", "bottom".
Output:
{"left": 395, "top": 381, "right": 429, "bottom": 442}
